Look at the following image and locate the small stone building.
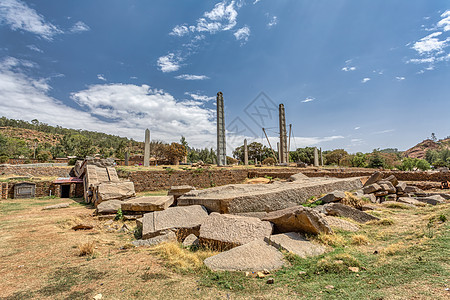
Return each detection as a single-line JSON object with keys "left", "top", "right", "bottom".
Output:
{"left": 53, "top": 177, "right": 84, "bottom": 198}
{"left": 13, "top": 182, "right": 36, "bottom": 199}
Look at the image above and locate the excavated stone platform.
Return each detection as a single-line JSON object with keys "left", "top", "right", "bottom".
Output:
{"left": 178, "top": 175, "right": 363, "bottom": 213}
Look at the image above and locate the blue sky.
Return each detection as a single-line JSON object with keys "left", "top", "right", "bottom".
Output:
{"left": 0, "top": 0, "right": 449, "bottom": 153}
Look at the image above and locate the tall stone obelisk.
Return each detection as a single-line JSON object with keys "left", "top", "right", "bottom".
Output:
{"left": 144, "top": 129, "right": 150, "bottom": 167}
{"left": 216, "top": 92, "right": 227, "bottom": 166}
{"left": 279, "top": 104, "right": 287, "bottom": 164}
{"left": 314, "top": 147, "right": 319, "bottom": 167}
{"left": 244, "top": 139, "right": 248, "bottom": 166}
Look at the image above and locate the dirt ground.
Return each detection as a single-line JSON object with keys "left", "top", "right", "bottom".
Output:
{"left": 0, "top": 196, "right": 449, "bottom": 300}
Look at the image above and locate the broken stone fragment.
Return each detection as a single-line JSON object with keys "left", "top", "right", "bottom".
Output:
{"left": 264, "top": 232, "right": 325, "bottom": 258}
{"left": 199, "top": 213, "right": 273, "bottom": 250}
{"left": 378, "top": 181, "right": 396, "bottom": 194}
{"left": 316, "top": 190, "right": 346, "bottom": 204}
{"left": 132, "top": 231, "right": 177, "bottom": 247}
{"left": 363, "top": 171, "right": 383, "bottom": 187}
{"left": 96, "top": 200, "right": 124, "bottom": 215}
{"left": 42, "top": 203, "right": 70, "bottom": 210}
{"left": 182, "top": 234, "right": 199, "bottom": 247}
{"left": 362, "top": 183, "right": 381, "bottom": 194}
{"left": 203, "top": 240, "right": 285, "bottom": 272}
{"left": 121, "top": 196, "right": 174, "bottom": 213}
{"left": 142, "top": 205, "right": 208, "bottom": 240}
{"left": 384, "top": 175, "right": 399, "bottom": 187}
{"left": 262, "top": 206, "right": 332, "bottom": 235}
{"left": 414, "top": 195, "right": 445, "bottom": 205}
{"left": 323, "top": 203, "right": 379, "bottom": 223}
{"left": 324, "top": 216, "right": 359, "bottom": 232}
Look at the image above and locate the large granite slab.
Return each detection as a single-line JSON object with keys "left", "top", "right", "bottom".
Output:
{"left": 178, "top": 175, "right": 363, "bottom": 213}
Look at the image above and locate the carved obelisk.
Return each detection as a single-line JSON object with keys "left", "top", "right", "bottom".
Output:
{"left": 144, "top": 129, "right": 150, "bottom": 167}
{"left": 244, "top": 139, "right": 248, "bottom": 166}
{"left": 279, "top": 104, "right": 287, "bottom": 164}
{"left": 216, "top": 92, "right": 227, "bottom": 166}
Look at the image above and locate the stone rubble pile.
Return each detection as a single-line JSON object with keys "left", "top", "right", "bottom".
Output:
{"left": 361, "top": 171, "right": 448, "bottom": 205}
{"left": 102, "top": 172, "right": 448, "bottom": 273}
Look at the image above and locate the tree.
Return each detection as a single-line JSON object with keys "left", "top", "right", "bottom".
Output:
{"left": 165, "top": 142, "right": 187, "bottom": 165}
{"left": 367, "top": 151, "right": 386, "bottom": 169}
{"left": 291, "top": 147, "right": 316, "bottom": 164}
{"left": 431, "top": 133, "right": 437, "bottom": 142}
{"left": 325, "top": 149, "right": 348, "bottom": 166}
{"left": 233, "top": 142, "right": 273, "bottom": 163}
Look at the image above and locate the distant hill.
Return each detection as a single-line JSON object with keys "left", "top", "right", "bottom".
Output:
{"left": 0, "top": 117, "right": 143, "bottom": 159}
{"left": 403, "top": 138, "right": 450, "bottom": 159}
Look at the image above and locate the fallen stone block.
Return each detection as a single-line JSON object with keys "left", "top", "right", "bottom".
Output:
{"left": 363, "top": 183, "right": 381, "bottom": 194}
{"left": 96, "top": 181, "right": 135, "bottom": 205}
{"left": 323, "top": 203, "right": 379, "bottom": 223}
{"left": 288, "top": 172, "right": 310, "bottom": 182}
{"left": 168, "top": 185, "right": 196, "bottom": 204}
{"left": 361, "top": 204, "right": 379, "bottom": 211}
{"left": 142, "top": 205, "right": 208, "bottom": 240}
{"left": 324, "top": 216, "right": 359, "bottom": 232}
{"left": 199, "top": 213, "right": 273, "bottom": 250}
{"left": 132, "top": 231, "right": 177, "bottom": 247}
{"left": 178, "top": 177, "right": 363, "bottom": 214}
{"left": 385, "top": 194, "right": 397, "bottom": 201}
{"left": 43, "top": 203, "right": 70, "bottom": 210}
{"left": 374, "top": 190, "right": 388, "bottom": 197}
{"left": 361, "top": 193, "right": 376, "bottom": 203}
{"left": 363, "top": 171, "right": 383, "bottom": 187}
{"left": 182, "top": 234, "right": 199, "bottom": 247}
{"left": 414, "top": 195, "right": 445, "bottom": 205}
{"left": 398, "top": 197, "right": 424, "bottom": 206}
{"left": 265, "top": 232, "right": 325, "bottom": 258}
{"left": 72, "top": 224, "right": 94, "bottom": 230}
{"left": 384, "top": 175, "right": 399, "bottom": 187}
{"left": 378, "top": 181, "right": 396, "bottom": 194}
{"left": 262, "top": 206, "right": 332, "bottom": 235}
{"left": 233, "top": 212, "right": 269, "bottom": 219}
{"left": 405, "top": 186, "right": 424, "bottom": 194}
{"left": 121, "top": 196, "right": 174, "bottom": 213}
{"left": 396, "top": 182, "right": 407, "bottom": 194}
{"left": 203, "top": 240, "right": 285, "bottom": 272}
{"left": 316, "top": 190, "right": 346, "bottom": 204}
{"left": 96, "top": 199, "right": 124, "bottom": 215}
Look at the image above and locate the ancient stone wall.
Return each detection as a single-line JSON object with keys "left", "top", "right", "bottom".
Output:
{"left": 0, "top": 166, "right": 72, "bottom": 177}
{"left": 123, "top": 169, "right": 249, "bottom": 192}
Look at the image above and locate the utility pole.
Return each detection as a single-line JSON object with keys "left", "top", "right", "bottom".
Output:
{"left": 279, "top": 104, "right": 287, "bottom": 163}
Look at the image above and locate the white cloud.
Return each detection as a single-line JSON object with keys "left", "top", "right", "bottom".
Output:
{"left": 267, "top": 16, "right": 277, "bottom": 28}
{"left": 395, "top": 76, "right": 405, "bottom": 81}
{"left": 175, "top": 74, "right": 210, "bottom": 80}
{"left": 170, "top": 25, "right": 190, "bottom": 37}
{"left": 412, "top": 32, "right": 448, "bottom": 54}
{"left": 373, "top": 129, "right": 395, "bottom": 134}
{"left": 185, "top": 92, "right": 215, "bottom": 102}
{"left": 361, "top": 77, "right": 371, "bottom": 83}
{"left": 170, "top": 0, "right": 238, "bottom": 37}
{"left": 0, "top": 0, "right": 62, "bottom": 40}
{"left": 354, "top": 127, "right": 360, "bottom": 130}
{"left": 438, "top": 10, "right": 450, "bottom": 31}
{"left": 157, "top": 53, "right": 182, "bottom": 73}
{"left": 26, "top": 44, "right": 43, "bottom": 53}
{"left": 0, "top": 57, "right": 217, "bottom": 147}
{"left": 234, "top": 26, "right": 250, "bottom": 42}
{"left": 97, "top": 74, "right": 106, "bottom": 81}
{"left": 253, "top": 0, "right": 262, "bottom": 4}
{"left": 301, "top": 97, "right": 315, "bottom": 103}
{"left": 70, "top": 21, "right": 90, "bottom": 33}
{"left": 342, "top": 66, "right": 356, "bottom": 72}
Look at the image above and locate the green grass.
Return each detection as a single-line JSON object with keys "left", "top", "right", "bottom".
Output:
{"left": 199, "top": 206, "right": 450, "bottom": 299}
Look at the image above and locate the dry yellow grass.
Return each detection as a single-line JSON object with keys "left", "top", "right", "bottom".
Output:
{"left": 148, "top": 242, "right": 219, "bottom": 271}
{"left": 351, "top": 234, "right": 370, "bottom": 245}
{"left": 78, "top": 241, "right": 95, "bottom": 256}
{"left": 316, "top": 233, "right": 346, "bottom": 247}
{"left": 341, "top": 191, "right": 363, "bottom": 209}
{"left": 381, "top": 242, "right": 407, "bottom": 256}
{"left": 367, "top": 218, "right": 395, "bottom": 226}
